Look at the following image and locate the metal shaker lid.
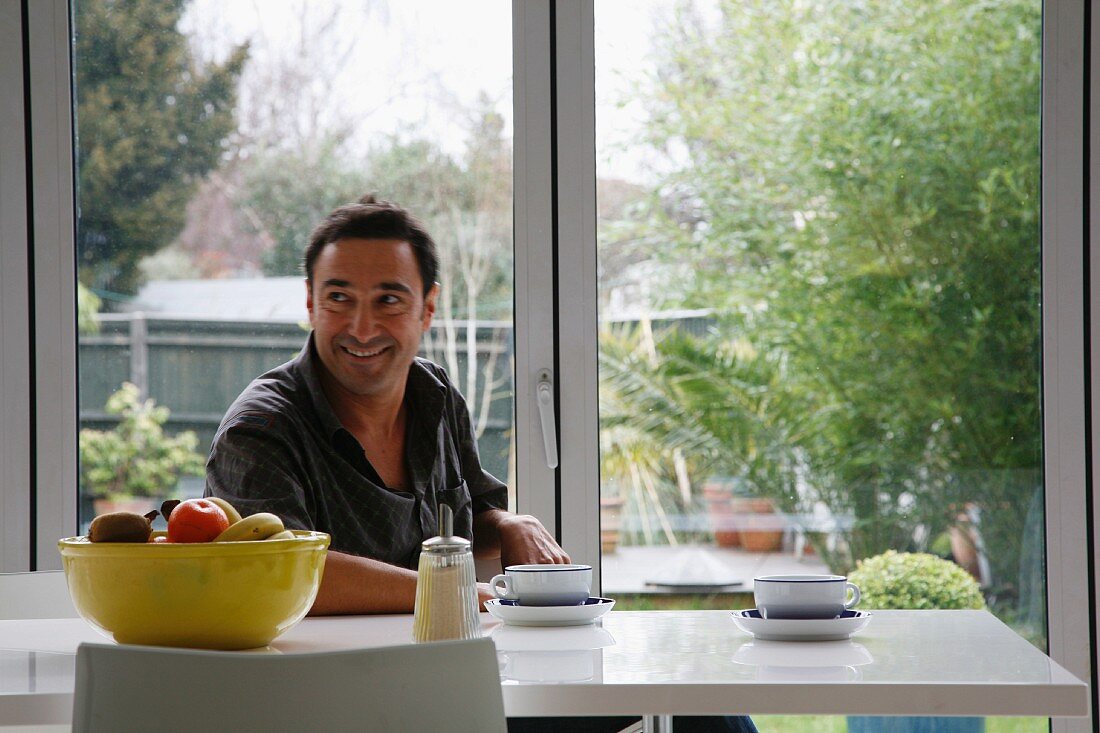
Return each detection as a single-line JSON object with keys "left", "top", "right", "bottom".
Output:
{"left": 422, "top": 503, "right": 471, "bottom": 554}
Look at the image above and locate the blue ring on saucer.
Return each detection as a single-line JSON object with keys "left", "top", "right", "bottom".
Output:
{"left": 498, "top": 597, "right": 611, "bottom": 607}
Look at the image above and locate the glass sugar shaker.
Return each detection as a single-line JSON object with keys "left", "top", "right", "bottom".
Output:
{"left": 412, "top": 502, "right": 482, "bottom": 642}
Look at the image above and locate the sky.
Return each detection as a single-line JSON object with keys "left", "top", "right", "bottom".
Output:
{"left": 179, "top": 0, "right": 679, "bottom": 183}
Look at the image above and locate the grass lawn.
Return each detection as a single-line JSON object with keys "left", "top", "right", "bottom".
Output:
{"left": 611, "top": 593, "right": 755, "bottom": 611}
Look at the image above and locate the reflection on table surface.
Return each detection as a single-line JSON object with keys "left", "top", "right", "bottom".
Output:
{"left": 491, "top": 623, "right": 617, "bottom": 684}
{"left": 0, "top": 610, "right": 1089, "bottom": 721}
{"left": 731, "top": 639, "right": 873, "bottom": 682}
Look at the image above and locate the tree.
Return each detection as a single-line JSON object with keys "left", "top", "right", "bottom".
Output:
{"left": 242, "top": 137, "right": 369, "bottom": 276}
{"left": 614, "top": 0, "right": 1041, "bottom": 592}
{"left": 75, "top": 0, "right": 247, "bottom": 296}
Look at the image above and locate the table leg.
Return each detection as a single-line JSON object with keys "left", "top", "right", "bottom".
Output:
{"left": 641, "top": 715, "right": 674, "bottom": 732}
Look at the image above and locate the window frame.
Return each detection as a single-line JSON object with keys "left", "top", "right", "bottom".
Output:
{"left": 513, "top": 0, "right": 561, "bottom": 537}
{"left": 0, "top": 0, "right": 32, "bottom": 572}
{"left": 1043, "top": 0, "right": 1095, "bottom": 728}
{"left": 1, "top": 0, "right": 1094, "bottom": 726}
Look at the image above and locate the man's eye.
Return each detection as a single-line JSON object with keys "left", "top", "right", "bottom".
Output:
{"left": 328, "top": 292, "right": 349, "bottom": 302}
{"left": 379, "top": 294, "right": 402, "bottom": 305}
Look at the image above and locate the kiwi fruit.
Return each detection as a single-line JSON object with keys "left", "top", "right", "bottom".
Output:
{"left": 87, "top": 510, "right": 157, "bottom": 543}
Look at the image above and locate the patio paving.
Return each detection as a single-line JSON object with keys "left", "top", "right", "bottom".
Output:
{"left": 599, "top": 543, "right": 830, "bottom": 595}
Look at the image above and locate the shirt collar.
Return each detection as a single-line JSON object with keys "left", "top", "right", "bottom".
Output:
{"left": 294, "top": 332, "right": 344, "bottom": 440}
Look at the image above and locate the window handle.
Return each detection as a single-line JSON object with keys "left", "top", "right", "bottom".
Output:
{"left": 535, "top": 369, "right": 559, "bottom": 469}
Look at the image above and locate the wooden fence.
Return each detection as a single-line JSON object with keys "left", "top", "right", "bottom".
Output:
{"left": 79, "top": 314, "right": 516, "bottom": 483}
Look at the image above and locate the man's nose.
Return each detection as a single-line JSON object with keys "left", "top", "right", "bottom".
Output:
{"left": 346, "top": 305, "right": 379, "bottom": 342}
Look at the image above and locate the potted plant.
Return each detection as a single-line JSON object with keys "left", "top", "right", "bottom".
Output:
{"left": 704, "top": 478, "right": 783, "bottom": 552}
{"left": 79, "top": 382, "right": 206, "bottom": 516}
{"left": 732, "top": 495, "right": 783, "bottom": 553}
{"left": 600, "top": 494, "right": 625, "bottom": 554}
{"left": 702, "top": 479, "right": 741, "bottom": 547}
{"left": 846, "top": 551, "right": 986, "bottom": 733}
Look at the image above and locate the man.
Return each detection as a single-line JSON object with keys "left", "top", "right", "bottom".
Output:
{"left": 205, "top": 196, "right": 757, "bottom": 733}
{"left": 205, "top": 195, "right": 567, "bottom": 613}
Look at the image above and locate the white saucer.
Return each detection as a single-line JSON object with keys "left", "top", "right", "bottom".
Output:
{"left": 731, "top": 609, "right": 872, "bottom": 641}
{"left": 485, "top": 597, "right": 614, "bottom": 627}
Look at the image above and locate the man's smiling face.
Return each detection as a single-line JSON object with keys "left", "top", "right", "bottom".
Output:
{"left": 306, "top": 237, "right": 437, "bottom": 401}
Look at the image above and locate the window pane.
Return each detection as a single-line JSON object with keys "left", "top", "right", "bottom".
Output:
{"left": 73, "top": 0, "right": 514, "bottom": 529}
{"left": 595, "top": 0, "right": 1044, "bottom": 661}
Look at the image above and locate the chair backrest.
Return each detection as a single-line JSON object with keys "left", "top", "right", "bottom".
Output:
{"left": 0, "top": 570, "right": 78, "bottom": 619}
{"left": 73, "top": 637, "right": 507, "bottom": 733}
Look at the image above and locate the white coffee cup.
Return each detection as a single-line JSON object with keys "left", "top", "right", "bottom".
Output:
{"left": 754, "top": 574, "right": 861, "bottom": 619}
{"left": 489, "top": 564, "right": 592, "bottom": 606}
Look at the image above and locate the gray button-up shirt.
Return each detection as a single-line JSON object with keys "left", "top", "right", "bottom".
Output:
{"left": 204, "top": 334, "right": 508, "bottom": 569}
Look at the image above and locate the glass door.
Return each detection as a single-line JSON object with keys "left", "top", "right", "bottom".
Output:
{"left": 71, "top": 0, "right": 516, "bottom": 529}
{"left": 594, "top": 0, "right": 1044, "bottom": 640}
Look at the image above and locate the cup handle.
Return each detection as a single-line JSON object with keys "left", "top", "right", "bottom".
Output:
{"left": 845, "top": 582, "right": 861, "bottom": 609}
{"left": 489, "top": 574, "right": 516, "bottom": 600}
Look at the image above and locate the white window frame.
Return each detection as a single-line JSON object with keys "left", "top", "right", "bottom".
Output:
{"left": 513, "top": 0, "right": 561, "bottom": 538}
{"left": 0, "top": 0, "right": 78, "bottom": 571}
{"left": 550, "top": 0, "right": 601, "bottom": 579}
{"left": 1, "top": 0, "right": 1095, "bottom": 725}
{"left": 27, "top": 0, "right": 79, "bottom": 570}
{"left": 0, "top": 0, "right": 32, "bottom": 572}
{"left": 1046, "top": 1, "right": 1095, "bottom": 730}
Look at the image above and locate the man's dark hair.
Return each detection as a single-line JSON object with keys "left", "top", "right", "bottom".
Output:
{"left": 303, "top": 194, "right": 439, "bottom": 296}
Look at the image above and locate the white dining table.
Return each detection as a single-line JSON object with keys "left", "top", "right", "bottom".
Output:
{"left": 0, "top": 609, "right": 1088, "bottom": 726}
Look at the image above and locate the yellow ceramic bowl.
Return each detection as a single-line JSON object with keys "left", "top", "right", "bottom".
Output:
{"left": 58, "top": 530, "right": 329, "bottom": 650}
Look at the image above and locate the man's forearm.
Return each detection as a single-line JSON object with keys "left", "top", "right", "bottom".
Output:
{"left": 472, "top": 508, "right": 507, "bottom": 559}
{"left": 308, "top": 550, "right": 419, "bottom": 615}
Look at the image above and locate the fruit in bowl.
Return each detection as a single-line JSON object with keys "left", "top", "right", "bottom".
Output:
{"left": 59, "top": 501, "right": 329, "bottom": 650}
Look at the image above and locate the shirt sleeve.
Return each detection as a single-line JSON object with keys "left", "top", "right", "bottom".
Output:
{"left": 204, "top": 412, "right": 316, "bottom": 531}
{"left": 443, "top": 378, "right": 509, "bottom": 515}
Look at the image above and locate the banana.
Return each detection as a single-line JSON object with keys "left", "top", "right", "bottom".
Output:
{"left": 266, "top": 530, "right": 296, "bottom": 540}
{"left": 206, "top": 496, "right": 243, "bottom": 525}
{"left": 213, "top": 512, "right": 285, "bottom": 542}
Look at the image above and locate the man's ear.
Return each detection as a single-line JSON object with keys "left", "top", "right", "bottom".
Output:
{"left": 305, "top": 278, "right": 315, "bottom": 322}
{"left": 421, "top": 282, "right": 440, "bottom": 331}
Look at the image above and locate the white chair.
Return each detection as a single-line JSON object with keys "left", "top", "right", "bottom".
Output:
{"left": 0, "top": 570, "right": 77, "bottom": 620}
{"left": 72, "top": 637, "right": 507, "bottom": 733}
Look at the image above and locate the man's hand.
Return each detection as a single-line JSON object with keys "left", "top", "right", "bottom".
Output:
{"left": 473, "top": 508, "right": 570, "bottom": 566}
{"left": 496, "top": 512, "right": 570, "bottom": 567}
{"left": 476, "top": 582, "right": 495, "bottom": 610}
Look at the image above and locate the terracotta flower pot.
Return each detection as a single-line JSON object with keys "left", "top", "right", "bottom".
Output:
{"left": 739, "top": 519, "right": 784, "bottom": 553}
{"left": 702, "top": 484, "right": 740, "bottom": 547}
{"left": 600, "top": 496, "right": 625, "bottom": 554}
{"left": 730, "top": 496, "right": 783, "bottom": 553}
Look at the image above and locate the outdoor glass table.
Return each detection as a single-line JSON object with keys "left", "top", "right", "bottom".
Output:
{"left": 0, "top": 610, "right": 1088, "bottom": 726}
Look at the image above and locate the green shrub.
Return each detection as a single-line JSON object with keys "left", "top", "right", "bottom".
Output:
{"left": 79, "top": 383, "right": 205, "bottom": 501}
{"left": 848, "top": 550, "right": 986, "bottom": 610}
